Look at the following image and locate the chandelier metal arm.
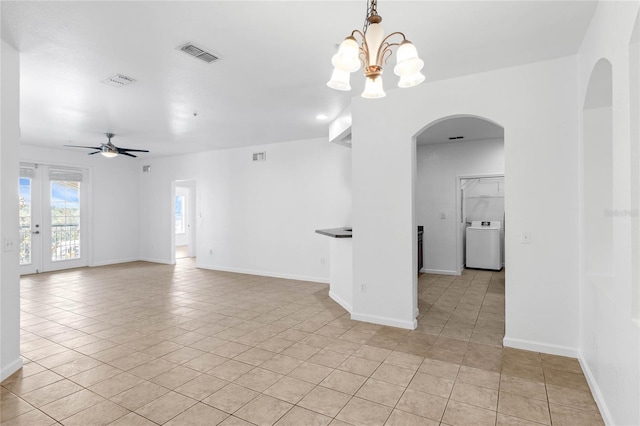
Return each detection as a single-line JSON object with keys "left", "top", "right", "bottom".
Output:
{"left": 349, "top": 29, "right": 408, "bottom": 70}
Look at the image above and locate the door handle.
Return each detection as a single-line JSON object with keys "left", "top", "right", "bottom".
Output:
{"left": 32, "top": 230, "right": 40, "bottom": 235}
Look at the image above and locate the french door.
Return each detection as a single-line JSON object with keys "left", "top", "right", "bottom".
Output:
{"left": 19, "top": 163, "right": 88, "bottom": 274}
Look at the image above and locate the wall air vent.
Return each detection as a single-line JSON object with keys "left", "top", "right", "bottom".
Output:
{"left": 177, "top": 43, "right": 220, "bottom": 64}
{"left": 142, "top": 165, "right": 151, "bottom": 173}
{"left": 101, "top": 74, "right": 137, "bottom": 87}
{"left": 252, "top": 152, "right": 266, "bottom": 162}
{"left": 448, "top": 136, "right": 464, "bottom": 140}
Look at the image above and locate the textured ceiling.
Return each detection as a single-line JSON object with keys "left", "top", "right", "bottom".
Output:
{"left": 1, "top": 1, "right": 597, "bottom": 157}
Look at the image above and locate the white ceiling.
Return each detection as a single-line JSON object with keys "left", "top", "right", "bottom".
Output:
{"left": 1, "top": 1, "right": 597, "bottom": 158}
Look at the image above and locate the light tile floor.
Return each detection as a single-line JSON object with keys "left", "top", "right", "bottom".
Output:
{"left": 1, "top": 260, "right": 604, "bottom": 425}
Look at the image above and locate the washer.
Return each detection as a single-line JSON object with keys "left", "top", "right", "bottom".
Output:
{"left": 466, "top": 221, "right": 502, "bottom": 270}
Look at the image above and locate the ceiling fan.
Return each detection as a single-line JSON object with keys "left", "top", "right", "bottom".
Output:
{"left": 64, "top": 133, "right": 149, "bottom": 158}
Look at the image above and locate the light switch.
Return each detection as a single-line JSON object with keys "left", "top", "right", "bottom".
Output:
{"left": 521, "top": 232, "right": 531, "bottom": 244}
{"left": 3, "top": 237, "right": 15, "bottom": 252}
{"left": 440, "top": 212, "right": 446, "bottom": 219}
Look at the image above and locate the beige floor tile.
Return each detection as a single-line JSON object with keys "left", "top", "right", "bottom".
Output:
{"left": 396, "top": 388, "right": 448, "bottom": 421}
{"left": 109, "top": 381, "right": 170, "bottom": 411}
{"left": 337, "top": 356, "right": 380, "bottom": 377}
{"left": 309, "top": 349, "right": 350, "bottom": 368}
{"left": 385, "top": 409, "right": 439, "bottom": 425}
{"left": 501, "top": 361, "right": 545, "bottom": 383}
{"left": 442, "top": 399, "right": 497, "bottom": 426}
{"left": 384, "top": 351, "right": 424, "bottom": 371}
{"left": 68, "top": 364, "right": 122, "bottom": 387}
{"left": 211, "top": 342, "right": 252, "bottom": 358}
{"left": 498, "top": 391, "right": 551, "bottom": 425}
{"left": 263, "top": 376, "right": 315, "bottom": 404}
{"left": 39, "top": 389, "right": 105, "bottom": 421}
{"left": 174, "top": 374, "right": 229, "bottom": 400}
{"left": 256, "top": 337, "right": 295, "bottom": 353}
{"left": 87, "top": 372, "right": 145, "bottom": 398}
{"left": 417, "top": 358, "right": 460, "bottom": 380}
{"left": 106, "top": 412, "right": 157, "bottom": 426}
{"left": 543, "top": 368, "right": 590, "bottom": 392}
{"left": 234, "top": 394, "right": 293, "bottom": 425}
{"left": 150, "top": 365, "right": 201, "bottom": 389}
{"left": 202, "top": 383, "right": 259, "bottom": 414}
{"left": 0, "top": 393, "right": 34, "bottom": 422}
{"left": 234, "top": 367, "right": 283, "bottom": 392}
{"left": 275, "top": 406, "right": 331, "bottom": 426}
{"left": 541, "top": 354, "right": 583, "bottom": 374}
{"left": 281, "top": 342, "right": 321, "bottom": 360}
{"left": 108, "top": 352, "right": 155, "bottom": 371}
{"left": 450, "top": 381, "right": 498, "bottom": 410}
{"left": 61, "top": 399, "right": 129, "bottom": 426}
{"left": 164, "top": 402, "right": 229, "bottom": 426}
{"left": 298, "top": 386, "right": 351, "bottom": 417}
{"left": 408, "top": 372, "right": 454, "bottom": 398}
{"left": 499, "top": 375, "right": 547, "bottom": 401}
{"left": 549, "top": 404, "right": 605, "bottom": 426}
{"left": 288, "top": 362, "right": 334, "bottom": 384}
{"left": 21, "top": 379, "right": 83, "bottom": 407}
{"left": 218, "top": 415, "right": 255, "bottom": 425}
{"left": 234, "top": 347, "right": 277, "bottom": 366}
{"left": 209, "top": 360, "right": 255, "bottom": 382}
{"left": 370, "top": 363, "right": 416, "bottom": 387}
{"left": 320, "top": 369, "right": 367, "bottom": 395}
{"left": 3, "top": 370, "right": 64, "bottom": 396}
{"left": 183, "top": 353, "right": 228, "bottom": 372}
{"left": 260, "top": 354, "right": 303, "bottom": 375}
{"left": 546, "top": 383, "right": 599, "bottom": 413}
{"left": 336, "top": 396, "right": 392, "bottom": 426}
{"left": 0, "top": 408, "right": 57, "bottom": 426}
{"left": 134, "top": 390, "right": 197, "bottom": 424}
{"left": 456, "top": 365, "right": 500, "bottom": 390}
{"left": 352, "top": 345, "right": 391, "bottom": 362}
{"left": 497, "top": 412, "right": 545, "bottom": 425}
{"left": 127, "top": 358, "right": 177, "bottom": 380}
{"left": 355, "top": 378, "right": 404, "bottom": 407}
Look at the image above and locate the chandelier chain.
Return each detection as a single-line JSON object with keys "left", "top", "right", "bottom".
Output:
{"left": 362, "top": 0, "right": 378, "bottom": 34}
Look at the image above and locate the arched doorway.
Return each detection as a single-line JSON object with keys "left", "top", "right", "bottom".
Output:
{"left": 412, "top": 115, "right": 506, "bottom": 346}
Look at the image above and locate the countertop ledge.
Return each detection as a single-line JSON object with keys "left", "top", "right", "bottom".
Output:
{"left": 315, "top": 227, "right": 353, "bottom": 238}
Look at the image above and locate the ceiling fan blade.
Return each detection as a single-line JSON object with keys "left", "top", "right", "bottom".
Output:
{"left": 118, "top": 148, "right": 149, "bottom": 153}
{"left": 119, "top": 152, "right": 137, "bottom": 158}
{"left": 88, "top": 151, "right": 101, "bottom": 155}
{"left": 64, "top": 145, "right": 103, "bottom": 150}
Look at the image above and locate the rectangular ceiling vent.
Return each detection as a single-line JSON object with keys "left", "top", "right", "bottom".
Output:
{"left": 178, "top": 43, "right": 220, "bottom": 64}
{"left": 252, "top": 152, "right": 266, "bottom": 162}
{"left": 101, "top": 74, "right": 137, "bottom": 87}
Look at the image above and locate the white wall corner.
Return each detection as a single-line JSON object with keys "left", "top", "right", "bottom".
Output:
{"left": 351, "top": 312, "right": 417, "bottom": 330}
{"left": 329, "top": 290, "right": 353, "bottom": 313}
{"left": 503, "top": 336, "right": 578, "bottom": 358}
{"left": 0, "top": 357, "right": 23, "bottom": 382}
{"left": 577, "top": 352, "right": 615, "bottom": 426}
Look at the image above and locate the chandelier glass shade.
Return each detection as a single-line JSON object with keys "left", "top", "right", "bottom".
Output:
{"left": 327, "top": 0, "right": 425, "bottom": 98}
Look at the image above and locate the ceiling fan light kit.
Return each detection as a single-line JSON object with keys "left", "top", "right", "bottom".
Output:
{"left": 64, "top": 133, "right": 149, "bottom": 158}
{"left": 327, "top": 0, "right": 425, "bottom": 99}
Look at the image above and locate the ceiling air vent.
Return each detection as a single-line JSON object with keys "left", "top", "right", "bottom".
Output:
{"left": 101, "top": 74, "right": 137, "bottom": 87}
{"left": 252, "top": 152, "right": 266, "bottom": 162}
{"left": 178, "top": 43, "right": 220, "bottom": 64}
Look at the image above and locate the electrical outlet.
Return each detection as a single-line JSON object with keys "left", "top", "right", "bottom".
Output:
{"left": 521, "top": 232, "right": 531, "bottom": 244}
{"left": 209, "top": 249, "right": 213, "bottom": 255}
{"left": 360, "top": 283, "right": 367, "bottom": 293}
{"left": 320, "top": 257, "right": 326, "bottom": 265}
{"left": 440, "top": 212, "right": 446, "bottom": 220}
{"left": 3, "top": 238, "right": 15, "bottom": 252}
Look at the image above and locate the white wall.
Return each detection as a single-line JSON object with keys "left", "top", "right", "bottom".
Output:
{"left": 351, "top": 56, "right": 581, "bottom": 347}
{"left": 577, "top": 2, "right": 640, "bottom": 425}
{"left": 0, "top": 40, "right": 22, "bottom": 381}
{"left": 416, "top": 139, "right": 504, "bottom": 274}
{"left": 20, "top": 145, "right": 140, "bottom": 267}
{"left": 138, "top": 138, "right": 352, "bottom": 283}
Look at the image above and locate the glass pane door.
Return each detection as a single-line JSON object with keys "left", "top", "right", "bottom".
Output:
{"left": 19, "top": 167, "right": 42, "bottom": 275}
{"left": 50, "top": 180, "right": 81, "bottom": 262}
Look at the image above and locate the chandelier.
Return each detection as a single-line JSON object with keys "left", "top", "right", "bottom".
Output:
{"left": 327, "top": 0, "right": 425, "bottom": 99}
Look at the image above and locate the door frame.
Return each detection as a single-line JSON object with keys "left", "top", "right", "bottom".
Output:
{"left": 171, "top": 180, "right": 196, "bottom": 263}
{"left": 455, "top": 173, "right": 505, "bottom": 275}
{"left": 19, "top": 161, "right": 93, "bottom": 274}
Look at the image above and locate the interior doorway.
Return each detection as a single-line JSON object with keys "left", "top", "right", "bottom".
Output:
{"left": 173, "top": 180, "right": 196, "bottom": 262}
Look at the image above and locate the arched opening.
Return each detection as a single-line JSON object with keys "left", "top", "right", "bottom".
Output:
{"left": 412, "top": 115, "right": 505, "bottom": 346}
{"left": 582, "top": 58, "right": 613, "bottom": 282}
{"left": 629, "top": 12, "right": 639, "bottom": 321}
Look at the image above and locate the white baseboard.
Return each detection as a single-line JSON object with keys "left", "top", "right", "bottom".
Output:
{"left": 577, "top": 352, "right": 614, "bottom": 426}
{"left": 420, "top": 268, "right": 460, "bottom": 276}
{"left": 196, "top": 263, "right": 329, "bottom": 284}
{"left": 90, "top": 258, "right": 139, "bottom": 267}
{"left": 0, "top": 357, "right": 23, "bottom": 382}
{"left": 351, "top": 312, "right": 417, "bottom": 330}
{"left": 137, "top": 257, "right": 174, "bottom": 265}
{"left": 329, "top": 291, "right": 353, "bottom": 313}
{"left": 503, "top": 336, "right": 577, "bottom": 357}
